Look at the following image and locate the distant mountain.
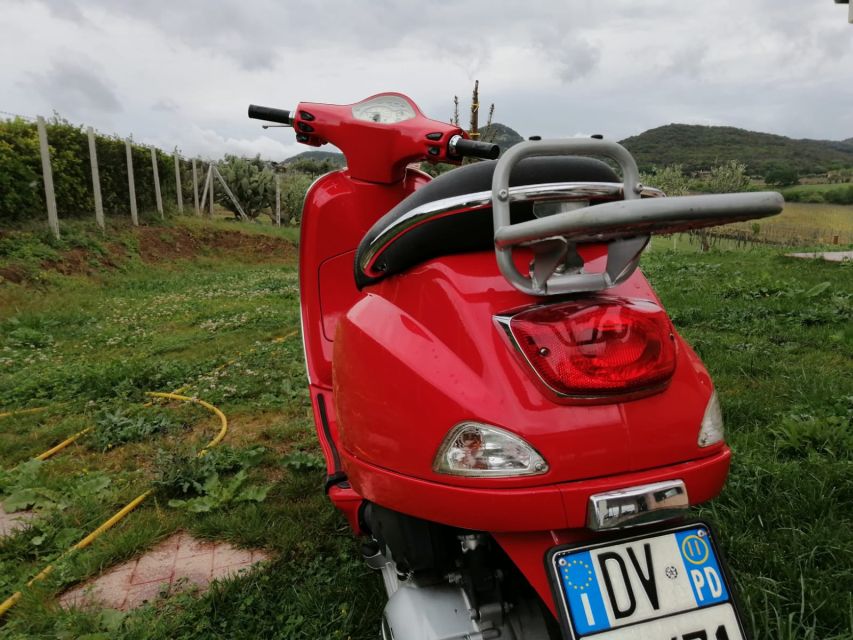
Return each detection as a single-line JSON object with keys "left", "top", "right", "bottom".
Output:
{"left": 480, "top": 123, "right": 524, "bottom": 152}
{"left": 283, "top": 150, "right": 345, "bottom": 166}
{"left": 620, "top": 124, "right": 853, "bottom": 175}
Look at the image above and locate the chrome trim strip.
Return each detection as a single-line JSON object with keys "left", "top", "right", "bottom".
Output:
{"left": 358, "top": 182, "right": 664, "bottom": 276}
{"left": 587, "top": 480, "right": 689, "bottom": 531}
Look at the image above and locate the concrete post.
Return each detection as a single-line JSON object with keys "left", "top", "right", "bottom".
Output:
{"left": 87, "top": 127, "right": 105, "bottom": 230}
{"left": 125, "top": 140, "right": 138, "bottom": 226}
{"left": 36, "top": 116, "right": 59, "bottom": 239}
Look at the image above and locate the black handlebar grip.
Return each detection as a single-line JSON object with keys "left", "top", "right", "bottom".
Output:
{"left": 247, "top": 104, "right": 292, "bottom": 125}
{"left": 451, "top": 137, "right": 501, "bottom": 160}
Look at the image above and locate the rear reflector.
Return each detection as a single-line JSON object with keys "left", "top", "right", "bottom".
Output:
{"left": 500, "top": 298, "right": 676, "bottom": 401}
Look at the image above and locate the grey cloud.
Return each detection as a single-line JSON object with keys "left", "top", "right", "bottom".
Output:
{"left": 6, "top": 0, "right": 852, "bottom": 160}
{"left": 659, "top": 43, "right": 708, "bottom": 78}
{"left": 550, "top": 39, "right": 601, "bottom": 83}
{"left": 152, "top": 98, "right": 178, "bottom": 112}
{"left": 28, "top": 58, "right": 122, "bottom": 115}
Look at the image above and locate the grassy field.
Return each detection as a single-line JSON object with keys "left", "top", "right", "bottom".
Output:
{"left": 716, "top": 201, "right": 853, "bottom": 246}
{"left": 0, "top": 219, "right": 851, "bottom": 639}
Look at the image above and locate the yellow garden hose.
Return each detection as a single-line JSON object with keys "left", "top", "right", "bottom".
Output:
{"left": 0, "top": 407, "right": 50, "bottom": 420}
{"left": 0, "top": 392, "right": 228, "bottom": 618}
{"left": 33, "top": 427, "right": 94, "bottom": 461}
{"left": 1, "top": 330, "right": 298, "bottom": 460}
{"left": 0, "top": 330, "right": 300, "bottom": 616}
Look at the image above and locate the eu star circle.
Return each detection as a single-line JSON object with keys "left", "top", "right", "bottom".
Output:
{"left": 563, "top": 558, "right": 595, "bottom": 591}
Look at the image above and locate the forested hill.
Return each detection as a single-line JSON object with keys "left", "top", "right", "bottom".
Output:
{"left": 282, "top": 150, "right": 345, "bottom": 166}
{"left": 480, "top": 123, "right": 524, "bottom": 152}
{"left": 620, "top": 124, "right": 853, "bottom": 174}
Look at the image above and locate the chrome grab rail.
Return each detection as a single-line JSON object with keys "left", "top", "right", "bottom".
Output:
{"left": 492, "top": 139, "right": 784, "bottom": 296}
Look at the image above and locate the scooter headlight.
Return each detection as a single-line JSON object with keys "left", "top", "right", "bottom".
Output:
{"left": 433, "top": 422, "right": 549, "bottom": 477}
{"left": 698, "top": 390, "right": 724, "bottom": 447}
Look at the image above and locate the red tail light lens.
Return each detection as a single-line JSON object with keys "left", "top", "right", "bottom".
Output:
{"left": 504, "top": 298, "right": 676, "bottom": 401}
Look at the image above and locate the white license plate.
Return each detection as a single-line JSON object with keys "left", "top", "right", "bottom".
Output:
{"left": 548, "top": 522, "right": 747, "bottom": 640}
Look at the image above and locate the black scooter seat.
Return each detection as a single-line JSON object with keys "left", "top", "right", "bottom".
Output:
{"left": 354, "top": 156, "right": 619, "bottom": 289}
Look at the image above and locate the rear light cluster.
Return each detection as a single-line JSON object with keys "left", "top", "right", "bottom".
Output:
{"left": 500, "top": 298, "right": 677, "bottom": 402}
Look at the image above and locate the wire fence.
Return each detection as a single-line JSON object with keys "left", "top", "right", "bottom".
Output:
{"left": 0, "top": 111, "right": 288, "bottom": 239}
{"left": 3, "top": 111, "right": 850, "bottom": 249}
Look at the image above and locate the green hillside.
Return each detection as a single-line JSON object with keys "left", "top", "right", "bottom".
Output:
{"left": 621, "top": 124, "right": 853, "bottom": 174}
{"left": 282, "top": 150, "right": 345, "bottom": 166}
{"left": 480, "top": 123, "right": 524, "bottom": 152}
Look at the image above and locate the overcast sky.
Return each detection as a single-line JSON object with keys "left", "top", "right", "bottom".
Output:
{"left": 2, "top": 1, "right": 851, "bottom": 160}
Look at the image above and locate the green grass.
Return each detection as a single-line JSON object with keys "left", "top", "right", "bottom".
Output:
{"left": 0, "top": 220, "right": 850, "bottom": 638}
{"left": 643, "top": 245, "right": 853, "bottom": 640}
{"left": 0, "top": 219, "right": 383, "bottom": 639}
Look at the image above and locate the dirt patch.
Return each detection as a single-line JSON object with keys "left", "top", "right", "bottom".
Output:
{"left": 0, "top": 265, "right": 28, "bottom": 284}
{"left": 41, "top": 247, "right": 99, "bottom": 276}
{"left": 0, "top": 505, "right": 34, "bottom": 538}
{"left": 1, "top": 226, "right": 295, "bottom": 286}
{"left": 137, "top": 227, "right": 295, "bottom": 264}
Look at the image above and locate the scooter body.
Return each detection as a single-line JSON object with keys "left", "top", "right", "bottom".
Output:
{"left": 248, "top": 93, "right": 783, "bottom": 639}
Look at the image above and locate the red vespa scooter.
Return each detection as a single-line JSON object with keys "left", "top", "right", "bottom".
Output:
{"left": 248, "top": 94, "right": 782, "bottom": 640}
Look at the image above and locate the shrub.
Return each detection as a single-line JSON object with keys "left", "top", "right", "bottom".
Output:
{"left": 0, "top": 115, "right": 181, "bottom": 223}
{"left": 642, "top": 164, "right": 690, "bottom": 196}
{"left": 215, "top": 155, "right": 276, "bottom": 220}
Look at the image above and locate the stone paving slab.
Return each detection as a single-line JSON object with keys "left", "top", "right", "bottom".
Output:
{"left": 60, "top": 532, "right": 269, "bottom": 611}
{"left": 0, "top": 504, "right": 34, "bottom": 537}
{"left": 786, "top": 251, "right": 853, "bottom": 263}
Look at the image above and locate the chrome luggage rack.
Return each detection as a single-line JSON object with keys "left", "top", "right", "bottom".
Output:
{"left": 492, "top": 139, "right": 784, "bottom": 295}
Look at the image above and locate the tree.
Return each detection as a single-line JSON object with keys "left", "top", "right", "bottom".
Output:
{"left": 285, "top": 157, "right": 340, "bottom": 177}
{"left": 279, "top": 172, "right": 313, "bottom": 225}
{"left": 706, "top": 160, "right": 750, "bottom": 193}
{"left": 215, "top": 155, "right": 275, "bottom": 220}
{"left": 641, "top": 164, "right": 690, "bottom": 196}
{"left": 764, "top": 165, "right": 799, "bottom": 187}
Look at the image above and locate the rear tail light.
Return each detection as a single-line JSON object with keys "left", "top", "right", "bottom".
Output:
{"left": 498, "top": 298, "right": 677, "bottom": 402}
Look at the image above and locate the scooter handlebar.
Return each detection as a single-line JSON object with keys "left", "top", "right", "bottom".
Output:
{"left": 448, "top": 135, "right": 501, "bottom": 160}
{"left": 248, "top": 104, "right": 293, "bottom": 125}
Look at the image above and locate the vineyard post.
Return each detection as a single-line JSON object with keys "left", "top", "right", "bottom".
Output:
{"left": 87, "top": 127, "right": 105, "bottom": 230}
{"left": 36, "top": 116, "right": 60, "bottom": 239}
{"left": 212, "top": 164, "right": 247, "bottom": 220}
{"left": 174, "top": 150, "right": 184, "bottom": 214}
{"left": 199, "top": 163, "right": 211, "bottom": 212}
{"left": 208, "top": 164, "right": 214, "bottom": 218}
{"left": 192, "top": 159, "right": 200, "bottom": 216}
{"left": 151, "top": 147, "right": 164, "bottom": 218}
{"left": 275, "top": 173, "right": 281, "bottom": 226}
{"left": 125, "top": 140, "right": 138, "bottom": 226}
